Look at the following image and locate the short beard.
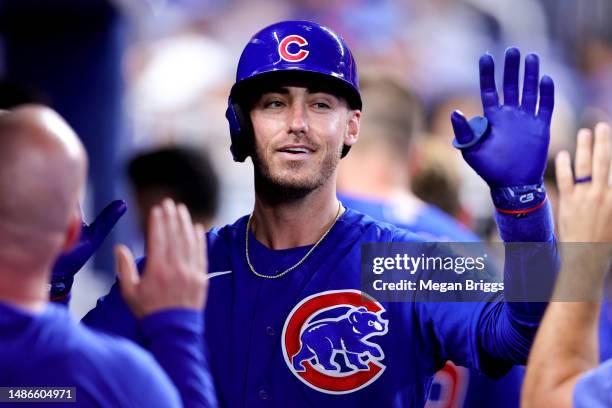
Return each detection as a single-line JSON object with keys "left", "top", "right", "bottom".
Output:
{"left": 252, "top": 144, "right": 341, "bottom": 205}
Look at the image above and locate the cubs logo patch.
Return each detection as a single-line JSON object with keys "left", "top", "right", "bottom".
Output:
{"left": 278, "top": 34, "right": 309, "bottom": 62}
{"left": 282, "top": 289, "right": 388, "bottom": 394}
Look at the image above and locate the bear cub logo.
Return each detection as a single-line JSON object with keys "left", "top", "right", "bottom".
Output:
{"left": 292, "top": 306, "right": 388, "bottom": 373}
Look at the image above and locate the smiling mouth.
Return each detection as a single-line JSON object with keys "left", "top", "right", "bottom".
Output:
{"left": 279, "top": 147, "right": 311, "bottom": 154}
{"left": 276, "top": 143, "right": 318, "bottom": 156}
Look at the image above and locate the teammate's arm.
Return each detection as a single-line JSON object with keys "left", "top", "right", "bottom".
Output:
{"left": 114, "top": 198, "right": 217, "bottom": 408}
{"left": 49, "top": 200, "right": 126, "bottom": 303}
{"left": 522, "top": 123, "right": 612, "bottom": 408}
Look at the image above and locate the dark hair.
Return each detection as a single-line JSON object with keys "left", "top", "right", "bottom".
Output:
{"left": 127, "top": 147, "right": 219, "bottom": 220}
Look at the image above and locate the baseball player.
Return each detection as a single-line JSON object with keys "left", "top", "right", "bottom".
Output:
{"left": 522, "top": 123, "right": 612, "bottom": 408}
{"left": 0, "top": 106, "right": 216, "bottom": 407}
{"left": 56, "top": 20, "right": 557, "bottom": 406}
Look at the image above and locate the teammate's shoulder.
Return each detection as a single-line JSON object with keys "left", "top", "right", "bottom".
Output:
{"left": 65, "top": 322, "right": 178, "bottom": 387}
{"left": 54, "top": 323, "right": 180, "bottom": 406}
{"left": 54, "top": 315, "right": 148, "bottom": 368}
{"left": 340, "top": 207, "right": 424, "bottom": 243}
{"left": 3, "top": 304, "right": 161, "bottom": 385}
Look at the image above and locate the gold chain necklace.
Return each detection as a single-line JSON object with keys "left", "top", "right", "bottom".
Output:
{"left": 245, "top": 202, "right": 342, "bottom": 279}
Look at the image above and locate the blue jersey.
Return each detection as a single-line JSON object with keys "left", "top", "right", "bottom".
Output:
{"left": 600, "top": 301, "right": 612, "bottom": 362}
{"left": 339, "top": 193, "right": 523, "bottom": 408}
{"left": 574, "top": 358, "right": 612, "bottom": 408}
{"left": 338, "top": 193, "right": 480, "bottom": 242}
{"left": 0, "top": 301, "right": 181, "bottom": 407}
{"left": 83, "top": 207, "right": 555, "bottom": 407}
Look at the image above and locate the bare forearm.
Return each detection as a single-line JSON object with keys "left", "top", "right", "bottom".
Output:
{"left": 523, "top": 302, "right": 600, "bottom": 407}
{"left": 522, "top": 252, "right": 608, "bottom": 407}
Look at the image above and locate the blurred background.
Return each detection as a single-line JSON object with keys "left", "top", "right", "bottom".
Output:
{"left": 0, "top": 0, "right": 609, "bottom": 319}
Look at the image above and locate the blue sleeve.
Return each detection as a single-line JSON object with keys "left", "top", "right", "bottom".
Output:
{"left": 141, "top": 309, "right": 218, "bottom": 408}
{"left": 415, "top": 300, "right": 489, "bottom": 372}
{"left": 416, "top": 295, "right": 538, "bottom": 378}
{"left": 57, "top": 347, "right": 183, "bottom": 408}
{"left": 415, "top": 203, "right": 559, "bottom": 377}
{"left": 101, "top": 338, "right": 183, "bottom": 408}
{"left": 494, "top": 199, "right": 555, "bottom": 243}
{"left": 82, "top": 259, "right": 218, "bottom": 407}
{"left": 82, "top": 256, "right": 147, "bottom": 341}
{"left": 574, "top": 359, "right": 612, "bottom": 408}
{"left": 478, "top": 201, "right": 559, "bottom": 372}
{"left": 82, "top": 278, "right": 141, "bottom": 342}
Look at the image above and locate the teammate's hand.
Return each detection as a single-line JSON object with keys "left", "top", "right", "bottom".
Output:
{"left": 50, "top": 200, "right": 127, "bottom": 299}
{"left": 115, "top": 199, "right": 208, "bottom": 318}
{"left": 451, "top": 48, "right": 554, "bottom": 188}
{"left": 555, "top": 123, "right": 612, "bottom": 243}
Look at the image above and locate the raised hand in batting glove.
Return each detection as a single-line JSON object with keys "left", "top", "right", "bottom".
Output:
{"left": 451, "top": 47, "right": 554, "bottom": 215}
{"left": 50, "top": 200, "right": 127, "bottom": 301}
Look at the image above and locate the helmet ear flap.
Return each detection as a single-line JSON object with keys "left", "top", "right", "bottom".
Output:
{"left": 226, "top": 100, "right": 254, "bottom": 162}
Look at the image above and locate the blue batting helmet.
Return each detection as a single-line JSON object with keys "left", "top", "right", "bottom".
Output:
{"left": 226, "top": 20, "right": 362, "bottom": 162}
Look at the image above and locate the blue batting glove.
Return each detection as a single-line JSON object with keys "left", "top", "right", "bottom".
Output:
{"left": 50, "top": 200, "right": 127, "bottom": 301}
{"left": 451, "top": 48, "right": 554, "bottom": 214}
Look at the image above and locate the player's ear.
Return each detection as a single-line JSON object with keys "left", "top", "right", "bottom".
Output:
{"left": 344, "top": 109, "right": 361, "bottom": 147}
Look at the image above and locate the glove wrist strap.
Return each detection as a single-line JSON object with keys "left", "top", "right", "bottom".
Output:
{"left": 49, "top": 275, "right": 74, "bottom": 301}
{"left": 491, "top": 183, "right": 547, "bottom": 216}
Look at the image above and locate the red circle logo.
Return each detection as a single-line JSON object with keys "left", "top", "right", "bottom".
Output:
{"left": 282, "top": 290, "right": 388, "bottom": 394}
{"left": 278, "top": 34, "right": 310, "bottom": 62}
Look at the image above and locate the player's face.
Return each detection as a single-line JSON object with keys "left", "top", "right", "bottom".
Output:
{"left": 250, "top": 86, "right": 360, "bottom": 193}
